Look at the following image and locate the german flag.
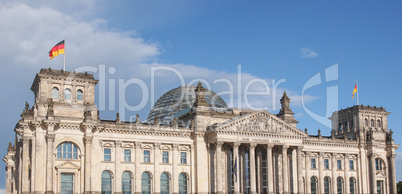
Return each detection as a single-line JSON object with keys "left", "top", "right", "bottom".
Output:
{"left": 352, "top": 83, "right": 357, "bottom": 99}
{"left": 49, "top": 40, "right": 65, "bottom": 59}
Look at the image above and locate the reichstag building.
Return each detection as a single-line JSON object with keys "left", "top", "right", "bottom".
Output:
{"left": 3, "top": 68, "right": 399, "bottom": 194}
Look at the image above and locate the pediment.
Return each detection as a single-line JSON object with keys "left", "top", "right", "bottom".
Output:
{"left": 55, "top": 161, "right": 81, "bottom": 170}
{"left": 213, "top": 110, "right": 307, "bottom": 137}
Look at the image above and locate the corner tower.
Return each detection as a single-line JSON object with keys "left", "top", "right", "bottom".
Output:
{"left": 30, "top": 68, "right": 99, "bottom": 120}
{"left": 329, "top": 105, "right": 390, "bottom": 140}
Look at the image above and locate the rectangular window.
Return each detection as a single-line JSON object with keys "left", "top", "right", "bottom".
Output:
{"left": 61, "top": 173, "right": 74, "bottom": 194}
{"left": 311, "top": 158, "right": 316, "bottom": 169}
{"left": 377, "top": 181, "right": 383, "bottom": 194}
{"left": 144, "top": 150, "right": 150, "bottom": 163}
{"left": 337, "top": 160, "right": 342, "bottom": 170}
{"left": 324, "top": 159, "right": 329, "bottom": 169}
{"left": 350, "top": 160, "right": 354, "bottom": 170}
{"left": 124, "top": 149, "right": 131, "bottom": 162}
{"left": 162, "top": 151, "right": 169, "bottom": 163}
{"left": 180, "top": 152, "right": 187, "bottom": 164}
{"left": 104, "top": 148, "right": 111, "bottom": 161}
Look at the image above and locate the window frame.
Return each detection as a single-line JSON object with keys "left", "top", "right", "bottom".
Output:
{"left": 144, "top": 150, "right": 151, "bottom": 163}
{"left": 64, "top": 88, "right": 72, "bottom": 100}
{"left": 337, "top": 160, "right": 342, "bottom": 170}
{"left": 61, "top": 173, "right": 74, "bottom": 194}
{"left": 162, "top": 151, "right": 169, "bottom": 164}
{"left": 160, "top": 172, "right": 170, "bottom": 194}
{"left": 57, "top": 142, "right": 78, "bottom": 160}
{"left": 76, "top": 89, "right": 83, "bottom": 101}
{"left": 311, "top": 158, "right": 317, "bottom": 169}
{"left": 180, "top": 152, "right": 187, "bottom": 164}
{"left": 179, "top": 173, "right": 188, "bottom": 194}
{"left": 122, "top": 171, "right": 132, "bottom": 194}
{"left": 104, "top": 148, "right": 112, "bottom": 161}
{"left": 124, "top": 149, "right": 131, "bottom": 162}
{"left": 324, "top": 158, "right": 329, "bottom": 169}
{"left": 101, "top": 171, "right": 113, "bottom": 194}
{"left": 349, "top": 160, "right": 354, "bottom": 170}
{"left": 52, "top": 87, "right": 59, "bottom": 99}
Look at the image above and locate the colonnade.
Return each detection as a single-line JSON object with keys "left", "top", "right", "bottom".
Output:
{"left": 213, "top": 142, "right": 303, "bottom": 194}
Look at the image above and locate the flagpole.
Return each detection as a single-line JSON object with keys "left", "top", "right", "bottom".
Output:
{"left": 63, "top": 38, "right": 66, "bottom": 71}
{"left": 356, "top": 80, "right": 359, "bottom": 105}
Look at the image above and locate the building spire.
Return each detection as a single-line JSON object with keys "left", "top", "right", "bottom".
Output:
{"left": 277, "top": 91, "right": 299, "bottom": 126}
{"left": 193, "top": 81, "right": 208, "bottom": 107}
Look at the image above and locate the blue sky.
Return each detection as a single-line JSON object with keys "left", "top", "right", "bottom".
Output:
{"left": 1, "top": 0, "right": 402, "bottom": 189}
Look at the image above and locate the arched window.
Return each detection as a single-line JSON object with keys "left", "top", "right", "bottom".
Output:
{"left": 56, "top": 142, "right": 78, "bottom": 159}
{"left": 344, "top": 121, "right": 348, "bottom": 131}
{"left": 337, "top": 177, "right": 343, "bottom": 194}
{"left": 141, "top": 172, "right": 151, "bottom": 194}
{"left": 179, "top": 173, "right": 188, "bottom": 194}
{"left": 371, "top": 119, "right": 375, "bottom": 127}
{"left": 375, "top": 158, "right": 384, "bottom": 170}
{"left": 310, "top": 176, "right": 318, "bottom": 194}
{"left": 365, "top": 118, "right": 368, "bottom": 126}
{"left": 349, "top": 177, "right": 356, "bottom": 194}
{"left": 64, "top": 88, "right": 71, "bottom": 100}
{"left": 338, "top": 123, "right": 342, "bottom": 132}
{"left": 101, "top": 171, "right": 112, "bottom": 194}
{"left": 122, "top": 172, "right": 132, "bottom": 194}
{"left": 52, "top": 87, "right": 59, "bottom": 99}
{"left": 324, "top": 177, "right": 331, "bottom": 194}
{"left": 377, "top": 120, "right": 381, "bottom": 128}
{"left": 76, "top": 89, "right": 83, "bottom": 101}
{"left": 160, "top": 172, "right": 170, "bottom": 194}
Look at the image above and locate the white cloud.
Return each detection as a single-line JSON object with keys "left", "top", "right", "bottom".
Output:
{"left": 300, "top": 47, "right": 318, "bottom": 58}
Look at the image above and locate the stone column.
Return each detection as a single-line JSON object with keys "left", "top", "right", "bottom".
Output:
{"left": 344, "top": 153, "right": 350, "bottom": 193}
{"left": 115, "top": 141, "right": 122, "bottom": 194}
{"left": 297, "top": 146, "right": 303, "bottom": 194}
{"left": 250, "top": 143, "right": 257, "bottom": 194}
{"left": 240, "top": 147, "right": 245, "bottom": 193}
{"left": 267, "top": 144, "right": 274, "bottom": 194}
{"left": 233, "top": 143, "right": 240, "bottom": 194}
{"left": 282, "top": 145, "right": 289, "bottom": 194}
{"left": 390, "top": 154, "right": 397, "bottom": 194}
{"left": 370, "top": 153, "right": 377, "bottom": 193}
{"left": 22, "top": 136, "right": 31, "bottom": 194}
{"left": 190, "top": 144, "right": 196, "bottom": 194}
{"left": 319, "top": 152, "right": 324, "bottom": 194}
{"left": 332, "top": 153, "right": 337, "bottom": 194}
{"left": 305, "top": 151, "right": 311, "bottom": 193}
{"left": 216, "top": 141, "right": 224, "bottom": 193}
{"left": 256, "top": 148, "right": 262, "bottom": 193}
{"left": 135, "top": 142, "right": 142, "bottom": 194}
{"left": 84, "top": 135, "right": 93, "bottom": 194}
{"left": 45, "top": 133, "right": 55, "bottom": 194}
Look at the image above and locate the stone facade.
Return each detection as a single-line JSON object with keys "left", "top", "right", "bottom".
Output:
{"left": 3, "top": 68, "right": 399, "bottom": 194}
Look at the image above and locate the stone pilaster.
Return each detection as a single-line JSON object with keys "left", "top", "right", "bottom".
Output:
{"left": 319, "top": 152, "right": 324, "bottom": 194}
{"left": 154, "top": 143, "right": 161, "bottom": 193}
{"left": 370, "top": 153, "right": 377, "bottom": 193}
{"left": 173, "top": 144, "right": 179, "bottom": 193}
{"left": 344, "top": 153, "right": 350, "bottom": 193}
{"left": 21, "top": 136, "right": 31, "bottom": 194}
{"left": 84, "top": 135, "right": 93, "bottom": 194}
{"left": 282, "top": 144, "right": 289, "bottom": 194}
{"left": 332, "top": 153, "right": 337, "bottom": 194}
{"left": 134, "top": 142, "right": 142, "bottom": 194}
{"left": 267, "top": 144, "right": 275, "bottom": 193}
{"left": 115, "top": 141, "right": 122, "bottom": 194}
{"left": 45, "top": 133, "right": 55, "bottom": 194}
{"left": 249, "top": 143, "right": 257, "bottom": 194}
{"left": 5, "top": 166, "right": 13, "bottom": 194}
{"left": 305, "top": 151, "right": 311, "bottom": 193}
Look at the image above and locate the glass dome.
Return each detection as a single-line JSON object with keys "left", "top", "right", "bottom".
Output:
{"left": 147, "top": 86, "right": 228, "bottom": 124}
